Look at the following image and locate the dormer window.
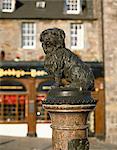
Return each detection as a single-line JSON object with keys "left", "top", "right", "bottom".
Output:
{"left": 36, "top": 1, "right": 46, "bottom": 8}
{"left": 2, "top": 0, "right": 16, "bottom": 13}
{"left": 65, "top": 0, "right": 81, "bottom": 14}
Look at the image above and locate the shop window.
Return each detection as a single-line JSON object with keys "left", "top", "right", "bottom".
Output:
{"left": 36, "top": 94, "right": 50, "bottom": 123}
{"left": 36, "top": 80, "right": 55, "bottom": 123}
{"left": 21, "top": 22, "right": 36, "bottom": 49}
{"left": 0, "top": 94, "right": 28, "bottom": 122}
{"left": 0, "top": 80, "right": 28, "bottom": 122}
{"left": 2, "top": 0, "right": 16, "bottom": 13}
{"left": 70, "top": 23, "right": 84, "bottom": 50}
{"left": 65, "top": 0, "right": 81, "bottom": 14}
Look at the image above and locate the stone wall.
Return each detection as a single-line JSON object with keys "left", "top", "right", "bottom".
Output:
{"left": 0, "top": 20, "right": 43, "bottom": 61}
{"left": 103, "top": 0, "right": 117, "bottom": 145}
{"left": 0, "top": 18, "right": 102, "bottom": 61}
{"left": 0, "top": 20, "right": 20, "bottom": 60}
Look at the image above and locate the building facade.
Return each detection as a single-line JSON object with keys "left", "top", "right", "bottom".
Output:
{"left": 0, "top": 0, "right": 103, "bottom": 62}
{"left": 0, "top": 0, "right": 116, "bottom": 145}
{"left": 103, "top": 0, "right": 117, "bottom": 144}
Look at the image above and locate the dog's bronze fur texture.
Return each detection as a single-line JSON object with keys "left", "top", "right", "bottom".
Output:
{"left": 40, "top": 28, "right": 94, "bottom": 91}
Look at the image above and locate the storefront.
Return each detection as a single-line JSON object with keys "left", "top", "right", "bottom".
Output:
{"left": 0, "top": 61, "right": 104, "bottom": 138}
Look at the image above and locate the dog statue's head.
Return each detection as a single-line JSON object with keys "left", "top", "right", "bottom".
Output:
{"left": 40, "top": 28, "right": 65, "bottom": 54}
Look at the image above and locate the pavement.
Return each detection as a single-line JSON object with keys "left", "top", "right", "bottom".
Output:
{"left": 0, "top": 136, "right": 117, "bottom": 150}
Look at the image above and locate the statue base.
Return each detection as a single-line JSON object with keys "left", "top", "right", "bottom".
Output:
{"left": 43, "top": 88, "right": 96, "bottom": 150}
{"left": 43, "top": 87, "right": 96, "bottom": 105}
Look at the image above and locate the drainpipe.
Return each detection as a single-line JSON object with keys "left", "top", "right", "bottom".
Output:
{"left": 101, "top": 0, "right": 106, "bottom": 140}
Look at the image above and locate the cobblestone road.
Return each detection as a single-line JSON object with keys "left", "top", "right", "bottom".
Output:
{"left": 0, "top": 136, "right": 117, "bottom": 150}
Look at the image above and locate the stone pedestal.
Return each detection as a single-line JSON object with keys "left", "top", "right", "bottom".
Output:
{"left": 44, "top": 104, "right": 95, "bottom": 150}
{"left": 43, "top": 88, "right": 96, "bottom": 150}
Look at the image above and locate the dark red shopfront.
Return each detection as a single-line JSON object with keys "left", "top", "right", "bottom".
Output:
{"left": 0, "top": 61, "right": 105, "bottom": 138}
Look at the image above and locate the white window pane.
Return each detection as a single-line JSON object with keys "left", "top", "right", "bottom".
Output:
{"left": 65, "top": 0, "right": 81, "bottom": 14}
{"left": 2, "top": 0, "right": 15, "bottom": 12}
{"left": 21, "top": 23, "right": 36, "bottom": 49}
{"left": 71, "top": 24, "right": 84, "bottom": 49}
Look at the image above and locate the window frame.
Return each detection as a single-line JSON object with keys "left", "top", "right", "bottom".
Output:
{"left": 21, "top": 22, "right": 36, "bottom": 49}
{"left": 2, "top": 0, "right": 16, "bottom": 13}
{"left": 70, "top": 23, "right": 84, "bottom": 50}
{"left": 65, "top": 0, "right": 81, "bottom": 14}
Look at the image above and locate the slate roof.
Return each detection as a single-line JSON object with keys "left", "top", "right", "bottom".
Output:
{"left": 0, "top": 0, "right": 94, "bottom": 20}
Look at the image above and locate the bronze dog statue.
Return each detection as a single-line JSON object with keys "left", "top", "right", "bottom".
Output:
{"left": 40, "top": 28, "right": 94, "bottom": 91}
